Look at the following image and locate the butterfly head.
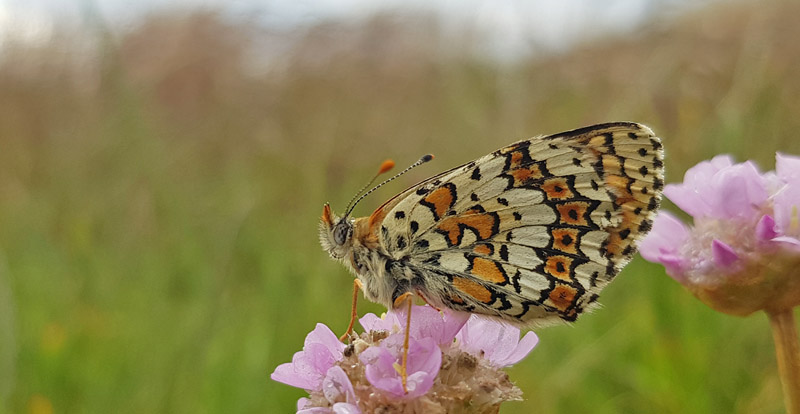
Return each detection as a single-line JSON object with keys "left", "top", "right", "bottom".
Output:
{"left": 319, "top": 155, "right": 432, "bottom": 266}
{"left": 319, "top": 203, "right": 354, "bottom": 260}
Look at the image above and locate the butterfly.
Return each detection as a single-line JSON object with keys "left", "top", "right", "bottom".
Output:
{"left": 319, "top": 122, "right": 664, "bottom": 332}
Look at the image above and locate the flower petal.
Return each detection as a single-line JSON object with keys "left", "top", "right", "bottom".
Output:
{"left": 306, "top": 323, "right": 346, "bottom": 357}
{"left": 402, "top": 337, "right": 441, "bottom": 398}
{"left": 359, "top": 312, "right": 399, "bottom": 333}
{"left": 709, "top": 161, "right": 768, "bottom": 219}
{"left": 271, "top": 341, "right": 340, "bottom": 390}
{"left": 774, "top": 152, "right": 800, "bottom": 237}
{"left": 271, "top": 361, "right": 316, "bottom": 390}
{"left": 360, "top": 334, "right": 441, "bottom": 398}
{"left": 298, "top": 408, "right": 332, "bottom": 414}
{"left": 271, "top": 324, "right": 345, "bottom": 391}
{"left": 297, "top": 397, "right": 312, "bottom": 411}
{"left": 391, "top": 305, "right": 469, "bottom": 345}
{"left": 359, "top": 344, "right": 404, "bottom": 396}
{"left": 332, "top": 403, "right": 361, "bottom": 414}
{"left": 322, "top": 366, "right": 356, "bottom": 405}
{"left": 456, "top": 316, "right": 538, "bottom": 367}
{"left": 664, "top": 155, "right": 734, "bottom": 218}
{"left": 639, "top": 211, "right": 691, "bottom": 280}
{"left": 501, "top": 331, "right": 539, "bottom": 366}
{"left": 772, "top": 236, "right": 800, "bottom": 251}
{"left": 711, "top": 239, "right": 739, "bottom": 268}
{"left": 755, "top": 215, "right": 779, "bottom": 242}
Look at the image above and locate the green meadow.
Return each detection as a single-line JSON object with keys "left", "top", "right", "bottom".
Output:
{"left": 1, "top": 1, "right": 799, "bottom": 412}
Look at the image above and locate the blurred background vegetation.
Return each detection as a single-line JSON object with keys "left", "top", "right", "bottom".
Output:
{"left": 1, "top": 0, "right": 799, "bottom": 413}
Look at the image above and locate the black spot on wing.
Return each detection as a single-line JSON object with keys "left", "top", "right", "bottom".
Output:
{"left": 471, "top": 167, "right": 482, "bottom": 180}
{"left": 647, "top": 196, "right": 659, "bottom": 211}
{"left": 651, "top": 138, "right": 663, "bottom": 150}
{"left": 499, "top": 245, "right": 509, "bottom": 261}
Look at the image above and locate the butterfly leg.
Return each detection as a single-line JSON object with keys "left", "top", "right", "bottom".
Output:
{"left": 392, "top": 291, "right": 415, "bottom": 394}
{"left": 414, "top": 288, "right": 441, "bottom": 312}
{"left": 339, "top": 278, "right": 364, "bottom": 342}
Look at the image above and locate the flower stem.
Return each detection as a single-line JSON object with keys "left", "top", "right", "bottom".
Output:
{"left": 767, "top": 308, "right": 800, "bottom": 414}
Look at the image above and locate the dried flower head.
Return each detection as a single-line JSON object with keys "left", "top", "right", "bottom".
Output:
{"left": 272, "top": 305, "right": 538, "bottom": 413}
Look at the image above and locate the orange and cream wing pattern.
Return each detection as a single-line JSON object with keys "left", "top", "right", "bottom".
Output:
{"left": 376, "top": 122, "right": 664, "bottom": 326}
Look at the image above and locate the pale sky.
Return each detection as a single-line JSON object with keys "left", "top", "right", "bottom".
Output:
{"left": 0, "top": 0, "right": 717, "bottom": 58}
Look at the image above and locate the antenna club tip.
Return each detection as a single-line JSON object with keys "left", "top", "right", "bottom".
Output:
{"left": 421, "top": 154, "right": 434, "bottom": 162}
{"left": 378, "top": 159, "right": 395, "bottom": 174}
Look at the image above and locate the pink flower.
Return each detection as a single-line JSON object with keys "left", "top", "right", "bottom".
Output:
{"left": 271, "top": 324, "right": 346, "bottom": 391}
{"left": 272, "top": 305, "right": 536, "bottom": 412}
{"left": 641, "top": 153, "right": 800, "bottom": 315}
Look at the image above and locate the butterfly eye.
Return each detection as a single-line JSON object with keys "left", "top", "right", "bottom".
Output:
{"left": 333, "top": 222, "right": 350, "bottom": 246}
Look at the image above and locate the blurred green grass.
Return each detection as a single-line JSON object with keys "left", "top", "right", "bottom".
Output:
{"left": 1, "top": 2, "right": 799, "bottom": 413}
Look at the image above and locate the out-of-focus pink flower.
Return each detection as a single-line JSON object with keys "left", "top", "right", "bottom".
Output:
{"left": 641, "top": 153, "right": 800, "bottom": 316}
{"left": 271, "top": 324, "right": 346, "bottom": 391}
{"left": 455, "top": 315, "right": 538, "bottom": 367}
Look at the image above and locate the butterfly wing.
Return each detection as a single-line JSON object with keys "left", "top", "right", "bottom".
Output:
{"left": 376, "top": 122, "right": 664, "bottom": 326}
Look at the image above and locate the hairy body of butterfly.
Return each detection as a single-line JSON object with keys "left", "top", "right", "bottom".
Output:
{"left": 320, "top": 122, "right": 664, "bottom": 327}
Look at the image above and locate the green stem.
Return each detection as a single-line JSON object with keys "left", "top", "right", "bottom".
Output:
{"left": 767, "top": 308, "right": 800, "bottom": 414}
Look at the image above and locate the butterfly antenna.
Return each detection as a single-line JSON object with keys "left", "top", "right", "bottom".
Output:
{"left": 344, "top": 154, "right": 434, "bottom": 218}
{"left": 343, "top": 159, "right": 396, "bottom": 215}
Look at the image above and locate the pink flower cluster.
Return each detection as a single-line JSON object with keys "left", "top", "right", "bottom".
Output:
{"left": 271, "top": 305, "right": 538, "bottom": 413}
